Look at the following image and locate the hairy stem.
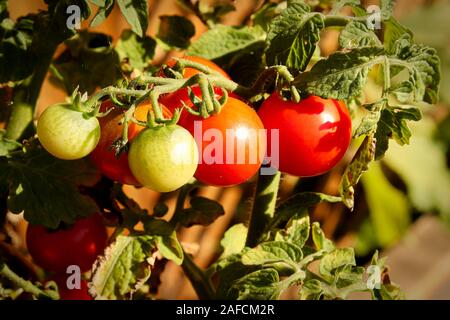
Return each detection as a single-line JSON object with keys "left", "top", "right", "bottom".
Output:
{"left": 246, "top": 171, "right": 281, "bottom": 247}
{"left": 0, "top": 262, "right": 58, "bottom": 299}
{"left": 5, "top": 49, "right": 55, "bottom": 141}
{"left": 181, "top": 252, "right": 216, "bottom": 300}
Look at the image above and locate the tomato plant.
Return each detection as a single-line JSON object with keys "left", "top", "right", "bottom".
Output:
{"left": 26, "top": 214, "right": 107, "bottom": 273}
{"left": 0, "top": 0, "right": 444, "bottom": 303}
{"left": 90, "top": 100, "right": 172, "bottom": 185}
{"left": 258, "top": 94, "right": 352, "bottom": 177}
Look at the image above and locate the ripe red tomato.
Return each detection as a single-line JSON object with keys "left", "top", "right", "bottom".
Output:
{"left": 26, "top": 214, "right": 108, "bottom": 273}
{"left": 258, "top": 94, "right": 352, "bottom": 177}
{"left": 90, "top": 101, "right": 172, "bottom": 185}
{"left": 179, "top": 97, "right": 266, "bottom": 186}
{"left": 50, "top": 276, "right": 92, "bottom": 300}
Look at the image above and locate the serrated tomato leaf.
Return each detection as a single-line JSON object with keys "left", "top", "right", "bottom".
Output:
{"left": 89, "top": 0, "right": 115, "bottom": 27}
{"left": 115, "top": 29, "right": 156, "bottom": 71}
{"left": 187, "top": 25, "right": 265, "bottom": 60}
{"left": 178, "top": 196, "right": 224, "bottom": 227}
{"left": 266, "top": 0, "right": 324, "bottom": 72}
{"left": 116, "top": 0, "right": 148, "bottom": 37}
{"left": 90, "top": 234, "right": 156, "bottom": 299}
{"left": 0, "top": 142, "right": 101, "bottom": 229}
{"left": 156, "top": 15, "right": 195, "bottom": 50}
{"left": 295, "top": 46, "right": 385, "bottom": 99}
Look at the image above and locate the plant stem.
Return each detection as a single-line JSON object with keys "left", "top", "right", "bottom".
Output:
{"left": 181, "top": 252, "right": 215, "bottom": 300}
{"left": 246, "top": 171, "right": 281, "bottom": 247}
{"left": 5, "top": 50, "right": 55, "bottom": 141}
{"left": 0, "top": 262, "right": 58, "bottom": 299}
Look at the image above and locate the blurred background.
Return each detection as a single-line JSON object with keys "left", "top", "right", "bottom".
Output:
{"left": 3, "top": 0, "right": 450, "bottom": 299}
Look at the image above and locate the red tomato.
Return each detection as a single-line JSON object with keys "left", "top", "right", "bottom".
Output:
{"left": 90, "top": 101, "right": 172, "bottom": 185}
{"left": 26, "top": 214, "right": 108, "bottom": 273}
{"left": 179, "top": 97, "right": 266, "bottom": 186}
{"left": 258, "top": 94, "right": 352, "bottom": 177}
{"left": 50, "top": 276, "right": 92, "bottom": 300}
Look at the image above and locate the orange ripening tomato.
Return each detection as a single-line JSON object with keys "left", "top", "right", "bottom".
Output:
{"left": 179, "top": 97, "right": 266, "bottom": 187}
{"left": 90, "top": 100, "right": 172, "bottom": 185}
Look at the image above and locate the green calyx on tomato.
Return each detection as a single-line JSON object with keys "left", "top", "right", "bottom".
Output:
{"left": 128, "top": 124, "right": 199, "bottom": 193}
{"left": 258, "top": 94, "right": 352, "bottom": 177}
{"left": 37, "top": 103, "right": 101, "bottom": 160}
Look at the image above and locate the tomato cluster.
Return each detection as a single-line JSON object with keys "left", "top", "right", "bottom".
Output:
{"left": 37, "top": 56, "right": 352, "bottom": 191}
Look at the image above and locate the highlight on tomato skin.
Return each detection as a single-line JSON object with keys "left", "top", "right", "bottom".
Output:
{"left": 179, "top": 97, "right": 267, "bottom": 187}
{"left": 26, "top": 213, "right": 108, "bottom": 274}
{"left": 258, "top": 94, "right": 352, "bottom": 177}
{"left": 90, "top": 100, "right": 172, "bottom": 186}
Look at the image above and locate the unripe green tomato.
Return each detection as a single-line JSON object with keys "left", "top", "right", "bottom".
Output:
{"left": 128, "top": 125, "right": 198, "bottom": 193}
{"left": 37, "top": 104, "right": 100, "bottom": 160}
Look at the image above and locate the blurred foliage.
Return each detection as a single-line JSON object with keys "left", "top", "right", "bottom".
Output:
{"left": 400, "top": 2, "right": 450, "bottom": 104}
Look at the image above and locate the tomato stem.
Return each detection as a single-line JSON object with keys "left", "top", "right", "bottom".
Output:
{"left": 246, "top": 171, "right": 282, "bottom": 247}
{"left": 0, "top": 262, "right": 59, "bottom": 300}
{"left": 181, "top": 252, "right": 216, "bottom": 299}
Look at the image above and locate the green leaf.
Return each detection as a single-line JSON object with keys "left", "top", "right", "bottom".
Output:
{"left": 0, "top": 16, "right": 34, "bottom": 82}
{"left": 187, "top": 25, "right": 265, "bottom": 60}
{"left": 274, "top": 214, "right": 310, "bottom": 247}
{"left": 116, "top": 0, "right": 148, "bottom": 37}
{"left": 231, "top": 268, "right": 281, "bottom": 300}
{"left": 220, "top": 223, "right": 247, "bottom": 259}
{"left": 374, "top": 106, "right": 422, "bottom": 159}
{"left": 115, "top": 29, "right": 156, "bottom": 71}
{"left": 155, "top": 231, "right": 183, "bottom": 265}
{"left": 390, "top": 36, "right": 441, "bottom": 104}
{"left": 295, "top": 47, "right": 385, "bottom": 99}
{"left": 353, "top": 100, "right": 385, "bottom": 138}
{"left": 383, "top": 17, "right": 412, "bottom": 55}
{"left": 241, "top": 241, "right": 303, "bottom": 272}
{"left": 49, "top": 31, "right": 121, "bottom": 94}
{"left": 156, "top": 15, "right": 195, "bottom": 50}
{"left": 0, "top": 130, "right": 21, "bottom": 156}
{"left": 89, "top": 0, "right": 115, "bottom": 27}
{"left": 383, "top": 120, "right": 450, "bottom": 226}
{"left": 339, "top": 21, "right": 381, "bottom": 49}
{"left": 251, "top": 2, "right": 286, "bottom": 32}
{"left": 340, "top": 135, "right": 376, "bottom": 209}
{"left": 311, "top": 222, "right": 335, "bottom": 252}
{"left": 319, "top": 248, "right": 355, "bottom": 282}
{"left": 269, "top": 192, "right": 341, "bottom": 231}
{"left": 178, "top": 196, "right": 225, "bottom": 227}
{"left": 266, "top": 0, "right": 324, "bottom": 71}
{"left": 90, "top": 235, "right": 156, "bottom": 299}
{"left": 299, "top": 279, "right": 323, "bottom": 300}
{"left": 0, "top": 142, "right": 100, "bottom": 229}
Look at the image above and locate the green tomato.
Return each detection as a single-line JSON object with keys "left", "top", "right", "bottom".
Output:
{"left": 128, "top": 125, "right": 198, "bottom": 192}
{"left": 37, "top": 104, "right": 100, "bottom": 160}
